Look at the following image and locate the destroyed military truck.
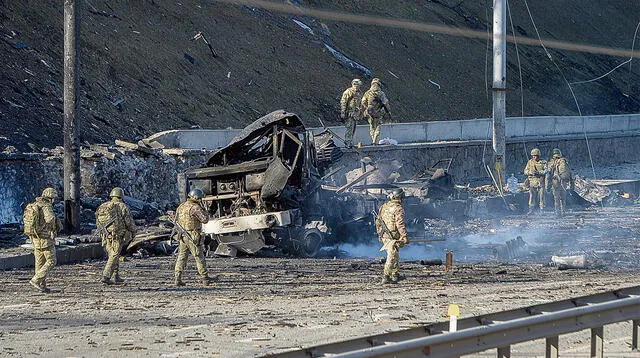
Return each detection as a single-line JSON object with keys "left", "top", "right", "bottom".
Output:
{"left": 178, "top": 110, "right": 344, "bottom": 257}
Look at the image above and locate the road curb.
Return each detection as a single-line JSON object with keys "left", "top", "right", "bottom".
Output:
{"left": 0, "top": 244, "right": 105, "bottom": 270}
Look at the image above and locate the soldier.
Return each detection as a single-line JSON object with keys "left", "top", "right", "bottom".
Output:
{"left": 340, "top": 78, "right": 363, "bottom": 147}
{"left": 361, "top": 78, "right": 391, "bottom": 145}
{"left": 546, "top": 148, "right": 574, "bottom": 217}
{"left": 376, "top": 188, "right": 409, "bottom": 284}
{"left": 23, "top": 187, "right": 62, "bottom": 293}
{"left": 174, "top": 188, "right": 214, "bottom": 286}
{"left": 96, "top": 187, "right": 136, "bottom": 284}
{"left": 523, "top": 148, "right": 547, "bottom": 214}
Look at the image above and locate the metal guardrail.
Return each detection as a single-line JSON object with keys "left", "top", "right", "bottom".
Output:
{"left": 267, "top": 286, "right": 640, "bottom": 358}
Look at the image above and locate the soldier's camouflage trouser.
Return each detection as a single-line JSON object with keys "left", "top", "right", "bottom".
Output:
{"left": 551, "top": 179, "right": 567, "bottom": 215}
{"left": 32, "top": 244, "right": 56, "bottom": 283}
{"left": 367, "top": 113, "right": 383, "bottom": 144}
{"left": 344, "top": 115, "right": 357, "bottom": 146}
{"left": 174, "top": 231, "right": 208, "bottom": 278}
{"left": 382, "top": 238, "right": 399, "bottom": 278}
{"left": 103, "top": 237, "right": 123, "bottom": 278}
{"left": 528, "top": 186, "right": 545, "bottom": 209}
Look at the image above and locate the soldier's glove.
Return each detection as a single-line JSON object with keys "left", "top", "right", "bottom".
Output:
{"left": 395, "top": 237, "right": 408, "bottom": 249}
{"left": 340, "top": 113, "right": 346, "bottom": 120}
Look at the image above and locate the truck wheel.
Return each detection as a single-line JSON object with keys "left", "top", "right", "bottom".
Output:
{"left": 299, "top": 228, "right": 323, "bottom": 258}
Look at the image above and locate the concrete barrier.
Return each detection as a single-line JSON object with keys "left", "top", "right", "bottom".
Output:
{"left": 0, "top": 244, "right": 105, "bottom": 270}
{"left": 146, "top": 114, "right": 640, "bottom": 149}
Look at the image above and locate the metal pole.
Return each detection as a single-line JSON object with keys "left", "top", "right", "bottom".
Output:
{"left": 590, "top": 326, "right": 604, "bottom": 358}
{"left": 545, "top": 336, "right": 559, "bottom": 358}
{"left": 633, "top": 319, "right": 640, "bottom": 351}
{"left": 63, "top": 0, "right": 81, "bottom": 233}
{"left": 492, "top": 0, "right": 507, "bottom": 187}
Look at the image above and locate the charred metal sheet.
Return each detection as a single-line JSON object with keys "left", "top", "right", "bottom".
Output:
{"left": 207, "top": 110, "right": 305, "bottom": 166}
{"left": 215, "top": 231, "right": 265, "bottom": 255}
{"left": 261, "top": 158, "right": 293, "bottom": 199}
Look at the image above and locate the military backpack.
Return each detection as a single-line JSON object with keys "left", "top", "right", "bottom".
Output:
{"left": 96, "top": 201, "right": 119, "bottom": 231}
{"left": 23, "top": 202, "right": 42, "bottom": 236}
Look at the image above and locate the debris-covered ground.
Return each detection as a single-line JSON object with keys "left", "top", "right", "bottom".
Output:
{"left": 0, "top": 204, "right": 639, "bottom": 357}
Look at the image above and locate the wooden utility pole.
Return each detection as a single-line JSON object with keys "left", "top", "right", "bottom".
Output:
{"left": 63, "top": 0, "right": 81, "bottom": 233}
{"left": 492, "top": 0, "right": 507, "bottom": 192}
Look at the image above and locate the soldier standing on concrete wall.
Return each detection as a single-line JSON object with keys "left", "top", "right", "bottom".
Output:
{"left": 96, "top": 187, "right": 136, "bottom": 284}
{"left": 361, "top": 78, "right": 391, "bottom": 145}
{"left": 546, "top": 148, "right": 574, "bottom": 217}
{"left": 173, "top": 188, "right": 214, "bottom": 286}
{"left": 523, "top": 148, "right": 547, "bottom": 215}
{"left": 23, "top": 187, "right": 62, "bottom": 293}
{"left": 376, "top": 188, "right": 409, "bottom": 285}
{"left": 340, "top": 78, "right": 363, "bottom": 147}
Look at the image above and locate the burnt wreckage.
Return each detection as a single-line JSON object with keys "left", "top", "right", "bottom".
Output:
{"left": 180, "top": 110, "right": 349, "bottom": 257}
{"left": 179, "top": 110, "right": 457, "bottom": 257}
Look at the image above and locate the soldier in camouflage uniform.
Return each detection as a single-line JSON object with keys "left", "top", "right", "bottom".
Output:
{"left": 27, "top": 187, "right": 62, "bottom": 293}
{"left": 376, "top": 188, "right": 409, "bottom": 284}
{"left": 340, "top": 78, "right": 363, "bottom": 147}
{"left": 523, "top": 148, "right": 547, "bottom": 215}
{"left": 361, "top": 78, "right": 390, "bottom": 145}
{"left": 96, "top": 187, "right": 136, "bottom": 284}
{"left": 546, "top": 148, "right": 573, "bottom": 217}
{"left": 174, "top": 188, "right": 214, "bottom": 286}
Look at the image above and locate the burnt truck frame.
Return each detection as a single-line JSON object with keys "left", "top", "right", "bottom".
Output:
{"left": 178, "top": 110, "right": 345, "bottom": 257}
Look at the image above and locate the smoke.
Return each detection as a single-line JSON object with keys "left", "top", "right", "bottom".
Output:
{"left": 336, "top": 208, "right": 639, "bottom": 266}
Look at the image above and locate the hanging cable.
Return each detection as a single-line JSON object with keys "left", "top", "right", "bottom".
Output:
{"left": 523, "top": 0, "right": 598, "bottom": 181}
{"left": 484, "top": 5, "right": 491, "bottom": 100}
{"left": 628, "top": 21, "right": 640, "bottom": 93}
{"left": 506, "top": 0, "right": 528, "bottom": 157}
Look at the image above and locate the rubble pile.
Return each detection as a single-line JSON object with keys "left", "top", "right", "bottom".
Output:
{"left": 0, "top": 142, "right": 211, "bottom": 227}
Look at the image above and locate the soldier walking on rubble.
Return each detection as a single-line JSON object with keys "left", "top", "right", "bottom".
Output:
{"left": 361, "top": 78, "right": 391, "bottom": 145}
{"left": 546, "top": 148, "right": 574, "bottom": 217}
{"left": 173, "top": 189, "right": 214, "bottom": 286}
{"left": 376, "top": 188, "right": 409, "bottom": 284}
{"left": 523, "top": 148, "right": 547, "bottom": 215}
{"left": 23, "top": 187, "right": 62, "bottom": 293}
{"left": 340, "top": 78, "right": 363, "bottom": 147}
{"left": 96, "top": 188, "right": 136, "bottom": 284}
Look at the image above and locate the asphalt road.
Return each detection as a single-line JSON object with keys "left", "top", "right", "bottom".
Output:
{"left": 1, "top": 205, "right": 639, "bottom": 357}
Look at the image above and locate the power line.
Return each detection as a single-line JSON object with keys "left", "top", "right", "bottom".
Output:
{"left": 215, "top": 0, "right": 637, "bottom": 58}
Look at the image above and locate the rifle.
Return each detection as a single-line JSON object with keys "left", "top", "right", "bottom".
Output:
{"left": 372, "top": 209, "right": 399, "bottom": 251}
{"left": 94, "top": 217, "right": 116, "bottom": 245}
{"left": 169, "top": 212, "right": 194, "bottom": 245}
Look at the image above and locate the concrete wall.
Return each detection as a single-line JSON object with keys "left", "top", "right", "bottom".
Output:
{"left": 0, "top": 150, "right": 207, "bottom": 225}
{"left": 0, "top": 154, "right": 62, "bottom": 224}
{"left": 148, "top": 114, "right": 640, "bottom": 149}
{"left": 335, "top": 135, "right": 640, "bottom": 187}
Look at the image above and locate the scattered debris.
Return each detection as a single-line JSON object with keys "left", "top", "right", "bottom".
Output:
{"left": 191, "top": 31, "right": 218, "bottom": 58}
{"left": 551, "top": 254, "right": 586, "bottom": 269}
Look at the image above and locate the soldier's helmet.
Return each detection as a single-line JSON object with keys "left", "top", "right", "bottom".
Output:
{"left": 42, "top": 187, "right": 58, "bottom": 200}
{"left": 389, "top": 188, "right": 405, "bottom": 200}
{"left": 351, "top": 78, "right": 362, "bottom": 86}
{"left": 188, "top": 188, "right": 205, "bottom": 201}
{"left": 110, "top": 187, "right": 124, "bottom": 198}
{"left": 530, "top": 148, "right": 541, "bottom": 156}
{"left": 371, "top": 78, "right": 381, "bottom": 85}
{"left": 552, "top": 148, "right": 562, "bottom": 157}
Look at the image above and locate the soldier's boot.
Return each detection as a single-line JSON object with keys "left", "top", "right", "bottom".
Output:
{"left": 101, "top": 276, "right": 112, "bottom": 285}
{"left": 381, "top": 276, "right": 391, "bottom": 285}
{"left": 200, "top": 275, "right": 213, "bottom": 286}
{"left": 390, "top": 275, "right": 400, "bottom": 284}
{"left": 113, "top": 274, "right": 125, "bottom": 284}
{"left": 40, "top": 278, "right": 51, "bottom": 293}
{"left": 526, "top": 207, "right": 535, "bottom": 215}
{"left": 29, "top": 278, "right": 45, "bottom": 292}
{"left": 174, "top": 273, "right": 185, "bottom": 287}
